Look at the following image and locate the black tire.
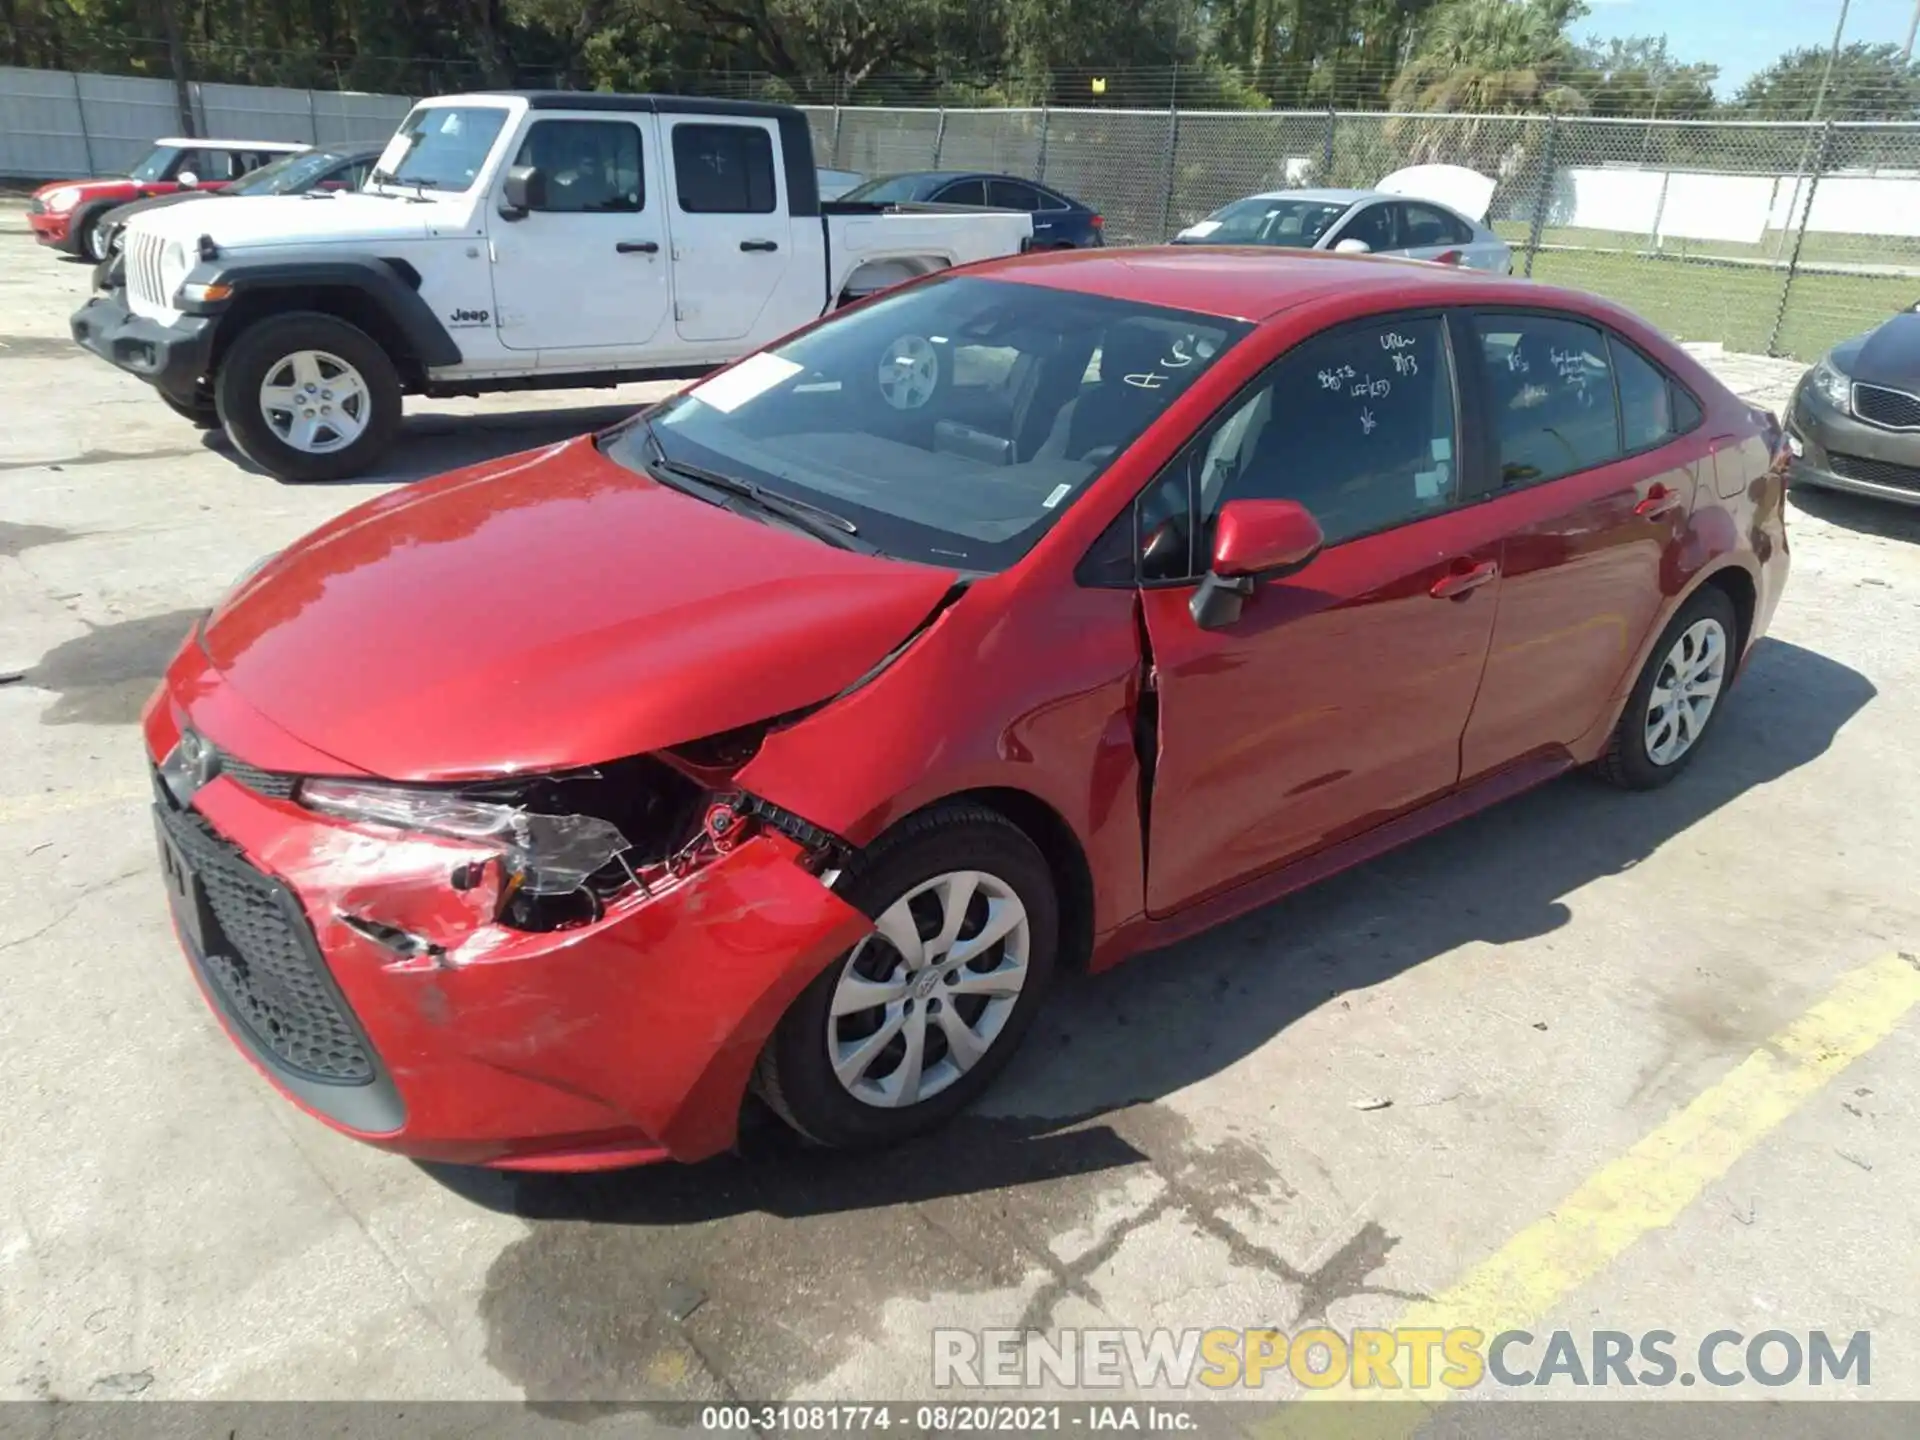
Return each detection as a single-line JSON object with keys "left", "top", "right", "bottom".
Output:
{"left": 1593, "top": 584, "right": 1739, "bottom": 790}
{"left": 73, "top": 206, "right": 113, "bottom": 263}
{"left": 161, "top": 390, "right": 221, "bottom": 430}
{"left": 214, "top": 311, "right": 403, "bottom": 482}
{"left": 756, "top": 804, "right": 1058, "bottom": 1150}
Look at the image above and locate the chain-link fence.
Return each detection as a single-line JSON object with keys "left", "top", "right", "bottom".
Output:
{"left": 803, "top": 103, "right": 1920, "bottom": 362}
{"left": 8, "top": 58, "right": 1917, "bottom": 365}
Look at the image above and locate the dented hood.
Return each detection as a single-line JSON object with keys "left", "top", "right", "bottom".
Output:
{"left": 200, "top": 436, "right": 958, "bottom": 781}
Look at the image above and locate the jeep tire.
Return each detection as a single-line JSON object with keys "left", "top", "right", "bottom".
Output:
{"left": 214, "top": 311, "right": 403, "bottom": 483}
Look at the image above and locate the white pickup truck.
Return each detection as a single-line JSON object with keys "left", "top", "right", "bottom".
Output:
{"left": 72, "top": 91, "right": 1033, "bottom": 481}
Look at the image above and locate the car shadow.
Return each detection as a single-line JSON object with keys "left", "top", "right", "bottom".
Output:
{"left": 208, "top": 401, "right": 645, "bottom": 486}
{"left": 1790, "top": 484, "right": 1920, "bottom": 543}
{"left": 425, "top": 635, "right": 1873, "bottom": 1225}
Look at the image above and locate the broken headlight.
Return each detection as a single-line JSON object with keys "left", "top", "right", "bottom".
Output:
{"left": 299, "top": 779, "right": 631, "bottom": 897}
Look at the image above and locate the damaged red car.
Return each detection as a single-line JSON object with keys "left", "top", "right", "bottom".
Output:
{"left": 144, "top": 248, "right": 1789, "bottom": 1170}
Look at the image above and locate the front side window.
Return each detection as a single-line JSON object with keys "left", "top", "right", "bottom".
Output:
{"left": 128, "top": 146, "right": 179, "bottom": 182}
{"left": 1201, "top": 314, "right": 1459, "bottom": 550}
{"left": 671, "top": 123, "right": 776, "bottom": 213}
{"left": 1182, "top": 196, "right": 1349, "bottom": 247}
{"left": 1336, "top": 203, "right": 1396, "bottom": 252}
{"left": 375, "top": 105, "right": 509, "bottom": 193}
{"left": 1474, "top": 314, "right": 1620, "bottom": 486}
{"left": 184, "top": 149, "right": 239, "bottom": 182}
{"left": 513, "top": 120, "right": 643, "bottom": 213}
{"left": 608, "top": 276, "right": 1247, "bottom": 571}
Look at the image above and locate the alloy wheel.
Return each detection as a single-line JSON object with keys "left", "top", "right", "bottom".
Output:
{"left": 259, "top": 350, "right": 372, "bottom": 454}
{"left": 826, "top": 869, "right": 1030, "bottom": 1108}
{"left": 1644, "top": 617, "right": 1727, "bottom": 766}
{"left": 877, "top": 335, "right": 939, "bottom": 410}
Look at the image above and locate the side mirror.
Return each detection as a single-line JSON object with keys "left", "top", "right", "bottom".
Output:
{"left": 1189, "top": 499, "right": 1324, "bottom": 630}
{"left": 500, "top": 164, "right": 546, "bottom": 219}
{"left": 1333, "top": 237, "right": 1371, "bottom": 254}
{"left": 176, "top": 171, "right": 199, "bottom": 189}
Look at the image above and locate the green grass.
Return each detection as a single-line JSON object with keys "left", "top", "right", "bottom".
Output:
{"left": 1520, "top": 249, "right": 1916, "bottom": 361}
{"left": 1493, "top": 221, "right": 1920, "bottom": 273}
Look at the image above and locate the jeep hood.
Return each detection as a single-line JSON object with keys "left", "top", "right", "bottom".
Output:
{"left": 198, "top": 436, "right": 959, "bottom": 782}
{"left": 131, "top": 191, "right": 446, "bottom": 248}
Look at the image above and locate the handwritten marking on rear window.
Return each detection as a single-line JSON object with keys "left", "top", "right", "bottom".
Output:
{"left": 1505, "top": 348, "right": 1531, "bottom": 373}
{"left": 1360, "top": 407, "right": 1378, "bottom": 435}
{"left": 1318, "top": 364, "right": 1357, "bottom": 391}
{"left": 1350, "top": 376, "right": 1391, "bottom": 399}
{"left": 1390, "top": 352, "right": 1419, "bottom": 376}
{"left": 1161, "top": 339, "right": 1197, "bottom": 368}
{"left": 1550, "top": 346, "right": 1593, "bottom": 388}
{"left": 1125, "top": 370, "right": 1167, "bottom": 390}
{"left": 1380, "top": 332, "right": 1417, "bottom": 351}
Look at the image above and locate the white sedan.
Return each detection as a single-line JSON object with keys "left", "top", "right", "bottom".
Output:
{"left": 1172, "top": 164, "right": 1513, "bottom": 274}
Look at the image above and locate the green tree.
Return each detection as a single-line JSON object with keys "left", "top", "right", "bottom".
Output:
{"left": 1572, "top": 34, "right": 1717, "bottom": 119}
{"left": 1390, "top": 0, "right": 1588, "bottom": 113}
{"left": 1733, "top": 41, "right": 1920, "bottom": 122}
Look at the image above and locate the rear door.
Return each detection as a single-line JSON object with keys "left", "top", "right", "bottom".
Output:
{"left": 662, "top": 116, "right": 794, "bottom": 343}
{"left": 1455, "top": 311, "right": 1707, "bottom": 778}
{"left": 487, "top": 113, "right": 669, "bottom": 352}
{"left": 1137, "top": 309, "right": 1508, "bottom": 914}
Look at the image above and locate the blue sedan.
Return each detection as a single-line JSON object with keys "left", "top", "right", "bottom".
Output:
{"left": 837, "top": 171, "right": 1105, "bottom": 248}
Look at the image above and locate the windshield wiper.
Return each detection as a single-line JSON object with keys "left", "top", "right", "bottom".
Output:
{"left": 638, "top": 419, "right": 869, "bottom": 552}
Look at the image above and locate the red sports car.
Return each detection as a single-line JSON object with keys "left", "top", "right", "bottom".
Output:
{"left": 28, "top": 138, "right": 306, "bottom": 261}
{"left": 143, "top": 248, "right": 1788, "bottom": 1171}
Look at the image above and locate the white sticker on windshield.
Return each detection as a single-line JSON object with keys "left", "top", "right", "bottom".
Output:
{"left": 1415, "top": 468, "right": 1446, "bottom": 499}
{"left": 688, "top": 353, "right": 804, "bottom": 414}
{"left": 1183, "top": 219, "right": 1222, "bottom": 238}
{"left": 1042, "top": 483, "right": 1073, "bottom": 510}
{"left": 1431, "top": 437, "right": 1453, "bottom": 461}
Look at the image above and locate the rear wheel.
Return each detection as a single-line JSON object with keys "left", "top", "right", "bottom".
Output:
{"left": 1594, "top": 585, "right": 1738, "bottom": 790}
{"left": 756, "top": 805, "right": 1057, "bottom": 1149}
{"left": 214, "top": 312, "right": 402, "bottom": 482}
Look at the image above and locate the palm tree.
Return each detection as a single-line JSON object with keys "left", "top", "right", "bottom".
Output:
{"left": 1390, "top": 0, "right": 1588, "bottom": 115}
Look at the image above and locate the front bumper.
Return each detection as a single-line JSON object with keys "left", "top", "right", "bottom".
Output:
{"left": 70, "top": 289, "right": 215, "bottom": 408}
{"left": 1786, "top": 375, "right": 1920, "bottom": 507}
{"left": 28, "top": 210, "right": 73, "bottom": 248}
{"left": 142, "top": 643, "right": 872, "bottom": 1170}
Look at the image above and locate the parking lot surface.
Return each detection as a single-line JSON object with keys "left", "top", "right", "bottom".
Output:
{"left": 4, "top": 203, "right": 1920, "bottom": 1407}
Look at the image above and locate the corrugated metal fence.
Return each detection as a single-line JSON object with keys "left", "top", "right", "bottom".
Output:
{"left": 0, "top": 66, "right": 410, "bottom": 180}
{"left": 7, "top": 66, "right": 1918, "bottom": 360}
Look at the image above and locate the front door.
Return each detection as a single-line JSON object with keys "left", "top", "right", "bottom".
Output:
{"left": 1140, "top": 311, "right": 1507, "bottom": 915}
{"left": 661, "top": 117, "right": 795, "bottom": 344}
{"left": 487, "top": 114, "right": 669, "bottom": 352}
{"left": 1455, "top": 312, "right": 1705, "bottom": 778}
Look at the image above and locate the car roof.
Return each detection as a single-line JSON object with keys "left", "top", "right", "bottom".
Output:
{"left": 975, "top": 246, "right": 1582, "bottom": 323}
{"left": 152, "top": 137, "right": 310, "bottom": 152}
{"left": 1236, "top": 188, "right": 1371, "bottom": 205}
{"left": 457, "top": 91, "right": 801, "bottom": 121}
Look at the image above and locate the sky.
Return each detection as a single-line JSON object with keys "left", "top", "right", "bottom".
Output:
{"left": 1579, "top": 0, "right": 1920, "bottom": 94}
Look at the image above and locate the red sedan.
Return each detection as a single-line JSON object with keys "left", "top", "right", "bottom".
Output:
{"left": 143, "top": 248, "right": 1788, "bottom": 1170}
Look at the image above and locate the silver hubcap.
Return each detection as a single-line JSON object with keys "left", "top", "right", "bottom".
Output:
{"left": 827, "top": 869, "right": 1030, "bottom": 1108}
{"left": 260, "top": 350, "right": 372, "bottom": 454}
{"left": 877, "top": 335, "right": 939, "bottom": 410}
{"left": 1645, "top": 617, "right": 1727, "bottom": 766}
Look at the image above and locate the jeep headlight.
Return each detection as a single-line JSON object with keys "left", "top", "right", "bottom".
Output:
{"left": 44, "top": 186, "right": 81, "bottom": 212}
{"left": 1811, "top": 355, "right": 1852, "bottom": 413}
{"left": 159, "top": 240, "right": 193, "bottom": 303}
{"left": 299, "top": 779, "right": 632, "bottom": 898}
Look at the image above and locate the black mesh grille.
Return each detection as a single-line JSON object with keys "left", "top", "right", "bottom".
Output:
{"left": 1853, "top": 384, "right": 1920, "bottom": 431}
{"left": 157, "top": 801, "right": 374, "bottom": 1083}
{"left": 219, "top": 755, "right": 299, "bottom": 800}
{"left": 1828, "top": 452, "right": 1920, "bottom": 494}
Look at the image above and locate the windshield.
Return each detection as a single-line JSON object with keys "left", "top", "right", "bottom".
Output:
{"left": 1182, "top": 196, "right": 1352, "bottom": 247}
{"left": 127, "top": 146, "right": 179, "bottom": 183}
{"left": 373, "top": 106, "right": 508, "bottom": 192}
{"left": 605, "top": 277, "right": 1247, "bottom": 571}
{"left": 232, "top": 150, "right": 343, "bottom": 195}
{"left": 838, "top": 175, "right": 933, "bottom": 204}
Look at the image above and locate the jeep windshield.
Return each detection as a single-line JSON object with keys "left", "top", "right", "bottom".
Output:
{"left": 602, "top": 276, "right": 1247, "bottom": 572}
{"left": 372, "top": 105, "right": 508, "bottom": 193}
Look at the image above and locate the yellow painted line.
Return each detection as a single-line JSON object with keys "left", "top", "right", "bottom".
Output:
{"left": 0, "top": 784, "right": 146, "bottom": 826}
{"left": 1258, "top": 949, "right": 1920, "bottom": 1438}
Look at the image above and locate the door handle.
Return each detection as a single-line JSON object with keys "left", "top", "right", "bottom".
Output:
{"left": 1430, "top": 558, "right": 1498, "bottom": 600}
{"left": 739, "top": 239, "right": 780, "bottom": 252}
{"left": 616, "top": 240, "right": 660, "bottom": 254}
{"left": 1634, "top": 482, "right": 1684, "bottom": 519}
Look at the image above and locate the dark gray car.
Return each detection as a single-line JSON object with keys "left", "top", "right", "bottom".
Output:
{"left": 1787, "top": 305, "right": 1920, "bottom": 507}
{"left": 97, "top": 145, "right": 382, "bottom": 257}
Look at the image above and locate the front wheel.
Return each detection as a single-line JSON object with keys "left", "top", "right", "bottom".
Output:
{"left": 214, "top": 312, "right": 402, "bottom": 482}
{"left": 1593, "top": 585, "right": 1738, "bottom": 790}
{"left": 77, "top": 210, "right": 113, "bottom": 263}
{"left": 756, "top": 805, "right": 1058, "bottom": 1149}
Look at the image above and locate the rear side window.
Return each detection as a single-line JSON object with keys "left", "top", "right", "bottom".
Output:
{"left": 672, "top": 123, "right": 776, "bottom": 214}
{"left": 936, "top": 178, "right": 988, "bottom": 206}
{"left": 987, "top": 178, "right": 1044, "bottom": 210}
{"left": 1203, "top": 314, "right": 1459, "bottom": 549}
{"left": 1398, "top": 202, "right": 1474, "bottom": 248}
{"left": 1611, "top": 337, "right": 1677, "bottom": 452}
{"left": 1473, "top": 315, "right": 1619, "bottom": 486}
